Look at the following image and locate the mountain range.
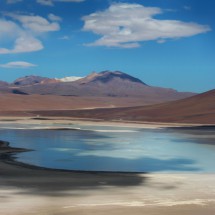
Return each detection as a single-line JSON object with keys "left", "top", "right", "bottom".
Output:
{"left": 1, "top": 70, "right": 214, "bottom": 124}
{"left": 0, "top": 71, "right": 194, "bottom": 102}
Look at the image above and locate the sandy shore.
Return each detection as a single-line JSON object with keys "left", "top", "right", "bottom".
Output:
{"left": 0, "top": 117, "right": 215, "bottom": 214}
{"left": 1, "top": 158, "right": 215, "bottom": 215}
{"left": 0, "top": 116, "right": 210, "bottom": 129}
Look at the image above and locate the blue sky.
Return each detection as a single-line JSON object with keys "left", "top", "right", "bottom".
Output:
{"left": 0, "top": 0, "right": 214, "bottom": 93}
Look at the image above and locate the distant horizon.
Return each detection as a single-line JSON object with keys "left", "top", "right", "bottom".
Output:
{"left": 0, "top": 0, "right": 214, "bottom": 93}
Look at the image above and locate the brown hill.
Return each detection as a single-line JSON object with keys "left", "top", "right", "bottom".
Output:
{"left": 31, "top": 89, "right": 215, "bottom": 124}
{"left": 0, "top": 81, "right": 9, "bottom": 87}
{"left": 0, "top": 93, "right": 168, "bottom": 114}
{"left": 0, "top": 81, "right": 10, "bottom": 93}
{"left": 12, "top": 75, "right": 59, "bottom": 86}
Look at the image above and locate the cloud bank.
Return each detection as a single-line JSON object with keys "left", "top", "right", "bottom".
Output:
{"left": 0, "top": 61, "right": 37, "bottom": 68}
{"left": 0, "top": 13, "right": 61, "bottom": 54}
{"left": 82, "top": 3, "right": 211, "bottom": 48}
{"left": 37, "top": 0, "right": 84, "bottom": 6}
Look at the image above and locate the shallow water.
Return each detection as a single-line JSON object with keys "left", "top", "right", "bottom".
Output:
{"left": 0, "top": 124, "right": 215, "bottom": 173}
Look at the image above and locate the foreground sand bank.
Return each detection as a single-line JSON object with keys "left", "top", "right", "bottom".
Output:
{"left": 1, "top": 158, "right": 215, "bottom": 215}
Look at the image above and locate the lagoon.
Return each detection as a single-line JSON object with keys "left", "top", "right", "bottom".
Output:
{"left": 0, "top": 124, "right": 215, "bottom": 173}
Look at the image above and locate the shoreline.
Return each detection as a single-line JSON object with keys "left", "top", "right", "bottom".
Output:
{"left": 1, "top": 116, "right": 214, "bottom": 129}
{"left": 1, "top": 152, "right": 215, "bottom": 215}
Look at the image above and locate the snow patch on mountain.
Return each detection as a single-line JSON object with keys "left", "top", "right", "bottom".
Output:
{"left": 56, "top": 76, "right": 83, "bottom": 82}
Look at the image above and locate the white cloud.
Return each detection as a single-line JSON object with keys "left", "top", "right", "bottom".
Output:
{"left": 0, "top": 19, "right": 43, "bottom": 54}
{"left": 0, "top": 19, "right": 21, "bottom": 39}
{"left": 7, "top": 0, "right": 22, "bottom": 4}
{"left": 82, "top": 3, "right": 211, "bottom": 48}
{"left": 0, "top": 34, "right": 44, "bottom": 54}
{"left": 7, "top": 13, "right": 60, "bottom": 33}
{"left": 6, "top": 0, "right": 84, "bottom": 5}
{"left": 37, "top": 0, "right": 84, "bottom": 6}
{"left": 48, "top": 13, "right": 62, "bottom": 22}
{"left": 37, "top": 0, "right": 54, "bottom": 6}
{"left": 0, "top": 13, "right": 61, "bottom": 54}
{"left": 0, "top": 35, "right": 43, "bottom": 54}
{"left": 0, "top": 61, "right": 37, "bottom": 69}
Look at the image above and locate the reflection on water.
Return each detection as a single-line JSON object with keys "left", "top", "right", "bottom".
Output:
{"left": 0, "top": 124, "right": 215, "bottom": 173}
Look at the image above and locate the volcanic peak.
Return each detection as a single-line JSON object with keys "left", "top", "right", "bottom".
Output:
{"left": 78, "top": 70, "right": 147, "bottom": 85}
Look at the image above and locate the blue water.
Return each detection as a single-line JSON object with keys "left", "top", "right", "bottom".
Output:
{"left": 0, "top": 124, "right": 215, "bottom": 173}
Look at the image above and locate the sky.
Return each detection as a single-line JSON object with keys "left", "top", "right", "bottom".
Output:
{"left": 0, "top": 0, "right": 214, "bottom": 93}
